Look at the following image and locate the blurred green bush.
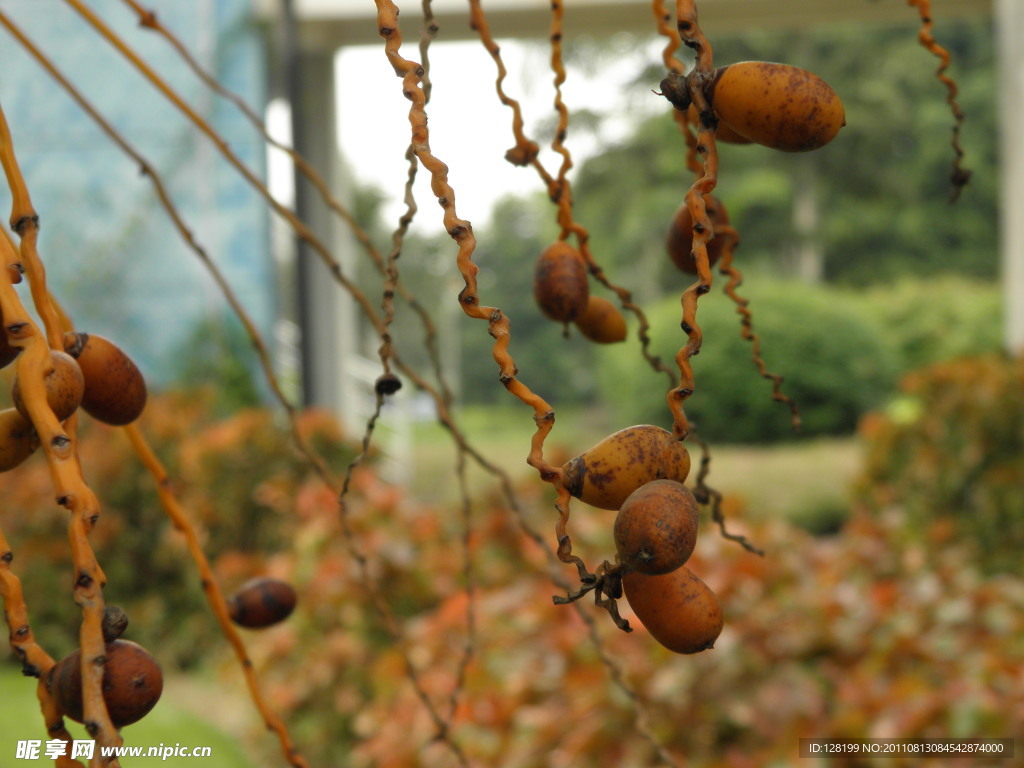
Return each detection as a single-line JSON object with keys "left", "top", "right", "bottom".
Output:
{"left": 854, "top": 353, "right": 1024, "bottom": 574}
{"left": 597, "top": 278, "right": 899, "bottom": 442}
{"left": 596, "top": 277, "right": 1001, "bottom": 443}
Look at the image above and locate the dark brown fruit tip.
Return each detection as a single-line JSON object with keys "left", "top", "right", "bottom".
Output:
{"left": 228, "top": 577, "right": 297, "bottom": 629}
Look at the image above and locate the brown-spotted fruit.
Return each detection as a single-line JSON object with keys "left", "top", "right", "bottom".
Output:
{"left": 709, "top": 61, "right": 845, "bottom": 152}
{"left": 615, "top": 480, "right": 699, "bottom": 575}
{"left": 228, "top": 577, "right": 297, "bottom": 629}
{"left": 562, "top": 425, "right": 691, "bottom": 511}
{"left": 63, "top": 332, "right": 147, "bottom": 426}
{"left": 12, "top": 350, "right": 84, "bottom": 423}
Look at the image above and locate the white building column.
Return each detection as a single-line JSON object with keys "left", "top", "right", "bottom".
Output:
{"left": 997, "top": 0, "right": 1024, "bottom": 354}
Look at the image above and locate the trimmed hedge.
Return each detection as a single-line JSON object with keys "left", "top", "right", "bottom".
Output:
{"left": 597, "top": 278, "right": 902, "bottom": 442}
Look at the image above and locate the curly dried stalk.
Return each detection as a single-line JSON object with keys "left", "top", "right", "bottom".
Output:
{"left": 907, "top": 0, "right": 971, "bottom": 201}
{"left": 664, "top": 1, "right": 719, "bottom": 441}
{"left": 0, "top": 108, "right": 121, "bottom": 765}
{"left": 355, "top": 0, "right": 478, "bottom": 738}
{"left": 0, "top": 528, "right": 84, "bottom": 768}
{"left": 651, "top": 4, "right": 798, "bottom": 430}
{"left": 715, "top": 227, "right": 800, "bottom": 431}
{"left": 378, "top": 2, "right": 439, "bottom": 389}
{"left": 688, "top": 430, "right": 764, "bottom": 556}
{"left": 122, "top": 426, "right": 308, "bottom": 768}
{"left": 467, "top": 0, "right": 675, "bottom": 387}
{"left": 548, "top": 1, "right": 573, "bottom": 188}
{"left": 652, "top": 0, "right": 685, "bottom": 75}
{"left": 374, "top": 2, "right": 605, "bottom": 589}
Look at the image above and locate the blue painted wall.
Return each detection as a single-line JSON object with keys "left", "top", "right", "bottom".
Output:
{"left": 0, "top": 0, "right": 272, "bottom": 385}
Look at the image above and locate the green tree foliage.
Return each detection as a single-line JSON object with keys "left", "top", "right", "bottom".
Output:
{"left": 166, "top": 312, "right": 263, "bottom": 416}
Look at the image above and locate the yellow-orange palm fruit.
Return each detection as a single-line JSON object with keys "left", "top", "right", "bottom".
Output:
{"left": 615, "top": 480, "right": 699, "bottom": 574}
{"left": 686, "top": 103, "right": 752, "bottom": 144}
{"left": 562, "top": 425, "right": 691, "bottom": 511}
{"left": 12, "top": 350, "right": 84, "bottom": 423}
{"left": 666, "top": 195, "right": 730, "bottom": 275}
{"left": 63, "top": 332, "right": 147, "bottom": 426}
{"left": 573, "top": 295, "right": 627, "bottom": 344}
{"left": 533, "top": 241, "right": 589, "bottom": 323}
{"left": 709, "top": 61, "right": 845, "bottom": 152}
{"left": 47, "top": 640, "right": 163, "bottom": 728}
{"left": 0, "top": 407, "right": 36, "bottom": 472}
{"left": 623, "top": 566, "right": 723, "bottom": 654}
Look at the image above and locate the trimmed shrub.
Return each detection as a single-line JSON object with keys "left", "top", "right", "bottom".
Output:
{"left": 597, "top": 280, "right": 900, "bottom": 442}
{"left": 854, "top": 354, "right": 1024, "bottom": 574}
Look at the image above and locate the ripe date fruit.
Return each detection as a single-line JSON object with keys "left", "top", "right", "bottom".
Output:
{"left": 12, "top": 350, "right": 84, "bottom": 423}
{"left": 615, "top": 480, "right": 699, "bottom": 575}
{"left": 709, "top": 61, "right": 845, "bottom": 152}
{"left": 573, "top": 295, "right": 627, "bottom": 344}
{"left": 0, "top": 407, "right": 36, "bottom": 472}
{"left": 666, "top": 195, "right": 731, "bottom": 275}
{"left": 533, "top": 241, "right": 589, "bottom": 323}
{"left": 47, "top": 639, "right": 163, "bottom": 728}
{"left": 228, "top": 577, "right": 297, "bottom": 629}
{"left": 623, "top": 566, "right": 723, "bottom": 654}
{"left": 562, "top": 425, "right": 691, "bottom": 511}
{"left": 63, "top": 332, "right": 147, "bottom": 426}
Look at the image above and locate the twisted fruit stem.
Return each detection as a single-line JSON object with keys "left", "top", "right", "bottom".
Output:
{"left": 468, "top": 0, "right": 677, "bottom": 387}
{"left": 907, "top": 0, "right": 971, "bottom": 201}
{"left": 689, "top": 430, "right": 764, "bottom": 556}
{"left": 0, "top": 528, "right": 84, "bottom": 768}
{"left": 664, "top": 1, "right": 719, "bottom": 441}
{"left": 715, "top": 227, "right": 801, "bottom": 431}
{"left": 1, "top": 101, "right": 122, "bottom": 767}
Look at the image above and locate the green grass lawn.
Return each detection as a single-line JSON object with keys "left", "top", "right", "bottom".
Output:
{"left": 0, "top": 664, "right": 266, "bottom": 766}
{"left": 410, "top": 404, "right": 863, "bottom": 531}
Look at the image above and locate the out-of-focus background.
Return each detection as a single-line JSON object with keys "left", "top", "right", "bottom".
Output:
{"left": 0, "top": 0, "right": 1021, "bottom": 766}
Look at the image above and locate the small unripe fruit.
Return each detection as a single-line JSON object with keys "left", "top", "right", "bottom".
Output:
{"left": 63, "top": 332, "right": 147, "bottom": 426}
{"left": 615, "top": 480, "right": 699, "bottom": 574}
{"left": 666, "top": 195, "right": 731, "bottom": 275}
{"left": 533, "top": 241, "right": 589, "bottom": 323}
{"left": 562, "top": 425, "right": 691, "bottom": 511}
{"left": 12, "top": 350, "right": 84, "bottom": 423}
{"left": 710, "top": 61, "right": 845, "bottom": 152}
{"left": 101, "top": 606, "right": 130, "bottom": 643}
{"left": 228, "top": 577, "right": 297, "bottom": 629}
{"left": 573, "top": 295, "right": 627, "bottom": 344}
{"left": 623, "top": 566, "right": 723, "bottom": 654}
{"left": 47, "top": 640, "right": 163, "bottom": 728}
{"left": 0, "top": 407, "right": 36, "bottom": 472}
